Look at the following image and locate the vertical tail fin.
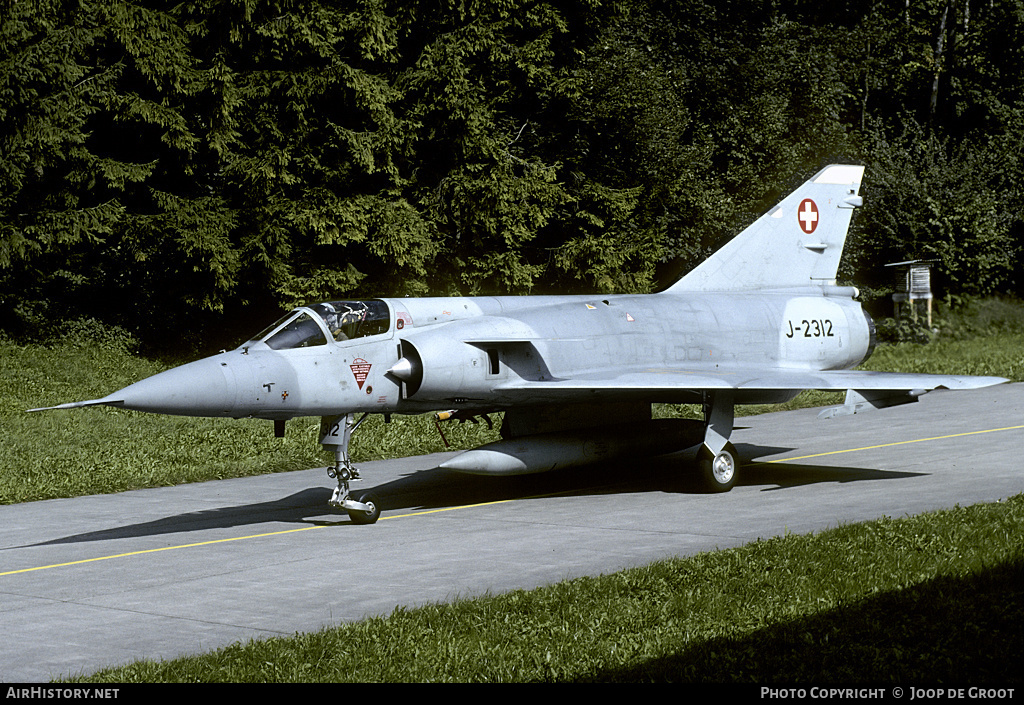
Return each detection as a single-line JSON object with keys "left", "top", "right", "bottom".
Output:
{"left": 668, "top": 164, "right": 865, "bottom": 292}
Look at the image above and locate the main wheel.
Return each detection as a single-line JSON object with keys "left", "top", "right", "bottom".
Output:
{"left": 698, "top": 443, "right": 739, "bottom": 493}
{"left": 347, "top": 491, "right": 381, "bottom": 525}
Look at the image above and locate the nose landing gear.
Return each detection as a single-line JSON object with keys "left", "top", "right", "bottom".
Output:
{"left": 321, "top": 413, "right": 382, "bottom": 524}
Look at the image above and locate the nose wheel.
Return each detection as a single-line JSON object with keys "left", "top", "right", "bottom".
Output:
{"left": 322, "top": 413, "right": 382, "bottom": 524}
{"left": 349, "top": 491, "right": 381, "bottom": 524}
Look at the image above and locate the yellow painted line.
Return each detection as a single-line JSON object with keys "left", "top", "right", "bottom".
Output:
{"left": 0, "top": 496, "right": 532, "bottom": 578}
{"left": 0, "top": 525, "right": 324, "bottom": 577}
{"left": 756, "top": 423, "right": 1024, "bottom": 465}
{"left": 382, "top": 497, "right": 520, "bottom": 520}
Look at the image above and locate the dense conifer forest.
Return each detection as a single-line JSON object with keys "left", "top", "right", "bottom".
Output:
{"left": 2, "top": 0, "right": 1021, "bottom": 348}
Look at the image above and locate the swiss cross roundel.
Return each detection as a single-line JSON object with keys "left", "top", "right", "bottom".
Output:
{"left": 798, "top": 199, "right": 819, "bottom": 234}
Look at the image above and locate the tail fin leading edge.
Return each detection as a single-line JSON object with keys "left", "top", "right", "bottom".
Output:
{"left": 669, "top": 164, "right": 865, "bottom": 292}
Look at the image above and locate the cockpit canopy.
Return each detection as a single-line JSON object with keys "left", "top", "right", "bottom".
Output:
{"left": 252, "top": 300, "right": 391, "bottom": 350}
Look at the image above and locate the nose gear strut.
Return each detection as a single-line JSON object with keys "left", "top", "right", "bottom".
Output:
{"left": 320, "top": 413, "right": 381, "bottom": 524}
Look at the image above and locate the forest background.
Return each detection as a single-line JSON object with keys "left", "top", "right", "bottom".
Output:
{"left": 2, "top": 0, "right": 1022, "bottom": 353}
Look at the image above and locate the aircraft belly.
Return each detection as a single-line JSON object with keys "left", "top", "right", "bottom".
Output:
{"left": 733, "top": 389, "right": 802, "bottom": 404}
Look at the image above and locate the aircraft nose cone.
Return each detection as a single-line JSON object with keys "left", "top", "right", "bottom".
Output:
{"left": 114, "top": 355, "right": 241, "bottom": 416}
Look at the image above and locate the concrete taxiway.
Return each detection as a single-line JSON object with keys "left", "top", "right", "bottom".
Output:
{"left": 1, "top": 383, "right": 1022, "bottom": 681}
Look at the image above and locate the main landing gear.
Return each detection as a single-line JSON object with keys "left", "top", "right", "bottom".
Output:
{"left": 321, "top": 413, "right": 381, "bottom": 524}
{"left": 698, "top": 392, "right": 739, "bottom": 492}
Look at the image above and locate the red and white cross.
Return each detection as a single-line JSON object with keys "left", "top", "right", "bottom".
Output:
{"left": 798, "top": 199, "right": 819, "bottom": 234}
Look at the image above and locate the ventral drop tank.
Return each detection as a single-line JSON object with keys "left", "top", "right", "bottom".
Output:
{"left": 438, "top": 419, "right": 705, "bottom": 476}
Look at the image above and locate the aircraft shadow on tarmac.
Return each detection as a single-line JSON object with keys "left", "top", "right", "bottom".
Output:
{"left": 2, "top": 487, "right": 336, "bottom": 550}
{"left": 7, "top": 446, "right": 927, "bottom": 549}
{"left": 734, "top": 443, "right": 928, "bottom": 492}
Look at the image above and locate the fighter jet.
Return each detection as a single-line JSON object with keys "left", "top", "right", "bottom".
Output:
{"left": 31, "top": 165, "right": 1007, "bottom": 523}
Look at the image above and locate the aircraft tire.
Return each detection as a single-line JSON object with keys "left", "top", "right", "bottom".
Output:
{"left": 698, "top": 443, "right": 739, "bottom": 493}
{"left": 347, "top": 492, "right": 382, "bottom": 525}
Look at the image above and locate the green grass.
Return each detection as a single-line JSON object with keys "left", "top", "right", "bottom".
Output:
{"left": 65, "top": 495, "right": 1023, "bottom": 683}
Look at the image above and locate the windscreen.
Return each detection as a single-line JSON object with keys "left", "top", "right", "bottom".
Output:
{"left": 262, "top": 312, "right": 328, "bottom": 350}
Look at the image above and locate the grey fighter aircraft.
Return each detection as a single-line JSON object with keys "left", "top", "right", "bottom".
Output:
{"left": 31, "top": 165, "right": 1007, "bottom": 523}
